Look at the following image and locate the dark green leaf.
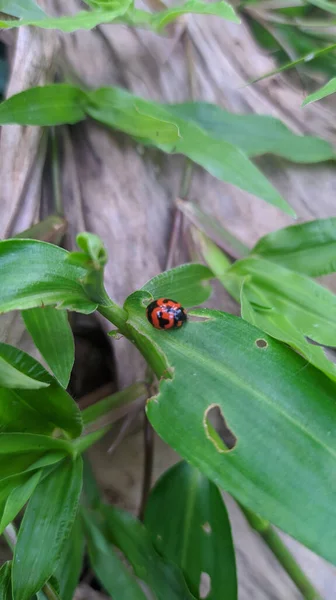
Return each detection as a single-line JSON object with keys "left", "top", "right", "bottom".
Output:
{"left": 0, "top": 343, "right": 49, "bottom": 390}
{"left": 0, "top": 85, "right": 87, "bottom": 125}
{"left": 0, "top": 0, "right": 45, "bottom": 18}
{"left": 103, "top": 504, "right": 197, "bottom": 600}
{"left": 124, "top": 293, "right": 336, "bottom": 565}
{"left": 145, "top": 462, "right": 237, "bottom": 600}
{"left": 0, "top": 4, "right": 132, "bottom": 31}
{"left": 0, "top": 470, "right": 41, "bottom": 534}
{"left": 87, "top": 87, "right": 294, "bottom": 215}
{"left": 82, "top": 509, "right": 148, "bottom": 600}
{"left": 12, "top": 456, "right": 83, "bottom": 600}
{"left": 0, "top": 562, "right": 12, "bottom": 600}
{"left": 168, "top": 102, "right": 335, "bottom": 163}
{"left": 22, "top": 307, "right": 75, "bottom": 388}
{"left": 251, "top": 218, "right": 336, "bottom": 276}
{"left": 0, "top": 239, "right": 97, "bottom": 314}
{"left": 142, "top": 263, "right": 214, "bottom": 308}
{"left": 0, "top": 344, "right": 82, "bottom": 438}
{"left": 55, "top": 512, "right": 84, "bottom": 600}
{"left": 302, "top": 77, "right": 336, "bottom": 106}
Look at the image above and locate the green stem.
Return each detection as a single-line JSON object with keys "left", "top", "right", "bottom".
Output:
{"left": 241, "top": 507, "right": 323, "bottom": 600}
{"left": 98, "top": 302, "right": 129, "bottom": 333}
{"left": 50, "top": 128, "right": 63, "bottom": 216}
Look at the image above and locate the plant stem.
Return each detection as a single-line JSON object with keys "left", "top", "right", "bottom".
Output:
{"left": 50, "top": 127, "right": 63, "bottom": 216}
{"left": 241, "top": 506, "right": 323, "bottom": 600}
{"left": 98, "top": 302, "right": 129, "bottom": 333}
{"left": 138, "top": 412, "right": 155, "bottom": 522}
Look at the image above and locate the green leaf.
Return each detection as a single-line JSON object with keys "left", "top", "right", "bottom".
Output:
{"left": 0, "top": 562, "right": 12, "bottom": 600}
{"left": 0, "top": 344, "right": 82, "bottom": 438}
{"left": 124, "top": 293, "right": 336, "bottom": 565}
{"left": 82, "top": 509, "right": 148, "bottom": 600}
{"left": 0, "top": 343, "right": 49, "bottom": 390}
{"left": 22, "top": 307, "right": 75, "bottom": 388}
{"left": 0, "top": 447, "right": 67, "bottom": 483}
{"left": 87, "top": 87, "right": 294, "bottom": 215}
{"left": 0, "top": 85, "right": 87, "bottom": 125}
{"left": 0, "top": 0, "right": 45, "bottom": 18}
{"left": 0, "top": 5, "right": 132, "bottom": 31}
{"left": 142, "top": 263, "right": 214, "bottom": 308}
{"left": 169, "top": 102, "right": 336, "bottom": 163}
{"left": 144, "top": 462, "right": 237, "bottom": 600}
{"left": 251, "top": 218, "right": 336, "bottom": 276}
{"left": 103, "top": 504, "right": 197, "bottom": 600}
{"left": 227, "top": 257, "right": 336, "bottom": 347}
{"left": 12, "top": 456, "right": 83, "bottom": 600}
{"left": 0, "top": 470, "right": 41, "bottom": 534}
{"left": 302, "top": 77, "right": 336, "bottom": 106}
{"left": 149, "top": 0, "right": 240, "bottom": 29}
{"left": 0, "top": 239, "right": 97, "bottom": 314}
{"left": 307, "top": 0, "right": 336, "bottom": 13}
{"left": 55, "top": 512, "right": 85, "bottom": 600}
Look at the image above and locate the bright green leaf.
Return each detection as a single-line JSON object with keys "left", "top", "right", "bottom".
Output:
{"left": 0, "top": 5, "right": 132, "bottom": 31}
{"left": 12, "top": 456, "right": 83, "bottom": 600}
{"left": 82, "top": 509, "right": 148, "bottom": 600}
{"left": 0, "top": 470, "right": 41, "bottom": 534}
{"left": 307, "top": 0, "right": 336, "bottom": 13}
{"left": 150, "top": 0, "right": 240, "bottom": 29}
{"left": 227, "top": 257, "right": 336, "bottom": 347}
{"left": 0, "top": 345, "right": 82, "bottom": 438}
{"left": 169, "top": 102, "right": 335, "bottom": 163}
{"left": 87, "top": 87, "right": 294, "bottom": 215}
{"left": 55, "top": 512, "right": 85, "bottom": 600}
{"left": 22, "top": 307, "right": 75, "bottom": 388}
{"left": 0, "top": 0, "right": 45, "bottom": 18}
{"left": 0, "top": 85, "right": 87, "bottom": 125}
{"left": 251, "top": 218, "right": 336, "bottom": 276}
{"left": 145, "top": 461, "right": 237, "bottom": 600}
{"left": 103, "top": 504, "right": 197, "bottom": 600}
{"left": 142, "top": 263, "right": 214, "bottom": 308}
{"left": 0, "top": 343, "right": 49, "bottom": 390}
{"left": 0, "top": 239, "right": 97, "bottom": 314}
{"left": 0, "top": 562, "right": 12, "bottom": 600}
{"left": 124, "top": 294, "right": 336, "bottom": 565}
{"left": 302, "top": 77, "right": 336, "bottom": 106}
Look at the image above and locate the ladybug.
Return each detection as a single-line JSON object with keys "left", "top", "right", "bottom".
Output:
{"left": 146, "top": 298, "right": 187, "bottom": 330}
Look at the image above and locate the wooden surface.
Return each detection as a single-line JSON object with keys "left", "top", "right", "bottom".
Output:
{"left": 1, "top": 2, "right": 336, "bottom": 597}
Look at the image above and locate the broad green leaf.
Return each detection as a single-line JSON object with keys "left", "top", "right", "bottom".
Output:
{"left": 148, "top": 0, "right": 240, "bottom": 29}
{"left": 87, "top": 87, "right": 294, "bottom": 215}
{"left": 0, "top": 562, "right": 12, "bottom": 600}
{"left": 168, "top": 102, "right": 335, "bottom": 163}
{"left": 103, "top": 504, "right": 197, "bottom": 600}
{"left": 142, "top": 263, "right": 213, "bottom": 308}
{"left": 87, "top": 87, "right": 181, "bottom": 144}
{"left": 0, "top": 239, "right": 97, "bottom": 314}
{"left": 22, "top": 307, "right": 74, "bottom": 388}
{"left": 227, "top": 257, "right": 336, "bottom": 347}
{"left": 12, "top": 456, "right": 83, "bottom": 600}
{"left": 0, "top": 85, "right": 87, "bottom": 125}
{"left": 0, "top": 5, "right": 132, "bottom": 31}
{"left": 82, "top": 382, "right": 146, "bottom": 426}
{"left": 0, "top": 433, "right": 73, "bottom": 455}
{"left": 0, "top": 470, "right": 41, "bottom": 534}
{"left": 251, "top": 218, "right": 336, "bottom": 276}
{"left": 0, "top": 0, "right": 45, "bottom": 18}
{"left": 124, "top": 293, "right": 336, "bottom": 565}
{"left": 144, "top": 462, "right": 237, "bottom": 600}
{"left": 82, "top": 509, "right": 148, "bottom": 600}
{"left": 240, "top": 282, "right": 336, "bottom": 382}
{"left": 0, "top": 345, "right": 82, "bottom": 438}
{"left": 0, "top": 343, "right": 49, "bottom": 390}
{"left": 55, "top": 512, "right": 84, "bottom": 600}
{"left": 302, "top": 77, "right": 336, "bottom": 106}
{"left": 307, "top": 0, "right": 336, "bottom": 13}
{"left": 0, "top": 450, "right": 66, "bottom": 484}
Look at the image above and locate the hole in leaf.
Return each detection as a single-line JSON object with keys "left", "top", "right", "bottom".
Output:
{"left": 255, "top": 338, "right": 268, "bottom": 349}
{"left": 199, "top": 572, "right": 211, "bottom": 599}
{"left": 203, "top": 404, "right": 237, "bottom": 452}
{"left": 202, "top": 522, "right": 212, "bottom": 534}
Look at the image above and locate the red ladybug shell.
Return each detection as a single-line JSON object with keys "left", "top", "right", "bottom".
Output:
{"left": 146, "top": 298, "right": 187, "bottom": 330}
